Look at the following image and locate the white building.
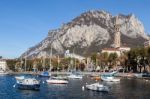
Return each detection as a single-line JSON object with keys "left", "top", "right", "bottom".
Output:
{"left": 144, "top": 40, "right": 150, "bottom": 47}
{"left": 0, "top": 59, "right": 7, "bottom": 72}
{"left": 64, "top": 50, "right": 85, "bottom": 61}
{"left": 118, "top": 46, "right": 131, "bottom": 53}
{"left": 101, "top": 48, "right": 121, "bottom": 56}
{"left": 101, "top": 46, "right": 130, "bottom": 57}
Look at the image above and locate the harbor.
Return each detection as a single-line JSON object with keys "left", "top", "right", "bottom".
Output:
{"left": 0, "top": 0, "right": 150, "bottom": 99}
{"left": 0, "top": 73, "right": 150, "bottom": 99}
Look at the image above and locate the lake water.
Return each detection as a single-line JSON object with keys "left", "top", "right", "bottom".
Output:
{"left": 0, "top": 74, "right": 150, "bottom": 99}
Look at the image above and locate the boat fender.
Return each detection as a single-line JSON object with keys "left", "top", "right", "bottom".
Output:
{"left": 146, "top": 80, "right": 148, "bottom": 82}
{"left": 27, "top": 80, "right": 29, "bottom": 84}
{"left": 82, "top": 86, "right": 85, "bottom": 91}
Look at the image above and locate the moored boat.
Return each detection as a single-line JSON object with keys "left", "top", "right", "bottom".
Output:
{"left": 101, "top": 76, "right": 120, "bottom": 82}
{"left": 15, "top": 76, "right": 25, "bottom": 80}
{"left": 46, "top": 79, "right": 68, "bottom": 84}
{"left": 39, "top": 71, "right": 51, "bottom": 77}
{"left": 67, "top": 74, "right": 83, "bottom": 79}
{"left": 15, "top": 78, "right": 40, "bottom": 90}
{"left": 67, "top": 71, "right": 83, "bottom": 79}
{"left": 86, "top": 83, "right": 109, "bottom": 92}
{"left": 101, "top": 71, "right": 120, "bottom": 82}
{"left": 52, "top": 75, "right": 68, "bottom": 80}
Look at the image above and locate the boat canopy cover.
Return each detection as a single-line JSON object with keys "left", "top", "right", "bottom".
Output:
{"left": 41, "top": 71, "right": 49, "bottom": 76}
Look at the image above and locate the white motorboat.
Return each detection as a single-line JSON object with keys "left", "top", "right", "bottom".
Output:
{"left": 52, "top": 76, "right": 68, "bottom": 80}
{"left": 15, "top": 78, "right": 40, "bottom": 90}
{"left": 134, "top": 73, "right": 143, "bottom": 78}
{"left": 46, "top": 79, "right": 68, "bottom": 84}
{"left": 67, "top": 74, "right": 83, "bottom": 79}
{"left": 86, "top": 83, "right": 109, "bottom": 92}
{"left": 15, "top": 76, "right": 25, "bottom": 81}
{"left": 101, "top": 76, "right": 120, "bottom": 82}
{"left": 67, "top": 71, "right": 83, "bottom": 79}
{"left": 101, "top": 71, "right": 120, "bottom": 82}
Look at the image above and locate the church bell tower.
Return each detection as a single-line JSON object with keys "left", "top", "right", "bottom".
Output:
{"left": 114, "top": 16, "right": 121, "bottom": 48}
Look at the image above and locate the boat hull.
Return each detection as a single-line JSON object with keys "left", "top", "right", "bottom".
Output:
{"left": 101, "top": 76, "right": 120, "bottom": 82}
{"left": 39, "top": 75, "right": 50, "bottom": 77}
{"left": 86, "top": 83, "right": 109, "bottom": 92}
{"left": 52, "top": 76, "right": 68, "bottom": 80}
{"left": 46, "top": 79, "right": 68, "bottom": 84}
{"left": 67, "top": 75, "right": 83, "bottom": 79}
{"left": 17, "top": 84, "right": 40, "bottom": 90}
{"left": 39, "top": 71, "right": 51, "bottom": 77}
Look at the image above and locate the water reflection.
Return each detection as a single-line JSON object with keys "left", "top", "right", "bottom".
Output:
{"left": 0, "top": 75, "right": 150, "bottom": 99}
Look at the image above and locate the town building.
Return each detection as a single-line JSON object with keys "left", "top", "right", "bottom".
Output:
{"left": 144, "top": 40, "right": 150, "bottom": 47}
{"left": 101, "top": 16, "right": 130, "bottom": 56}
{"left": 64, "top": 50, "right": 85, "bottom": 61}
{"left": 114, "top": 16, "right": 121, "bottom": 48}
{"left": 0, "top": 59, "right": 7, "bottom": 72}
{"left": 101, "top": 48, "right": 121, "bottom": 56}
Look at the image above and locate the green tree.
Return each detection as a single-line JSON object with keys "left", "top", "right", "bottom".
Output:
{"left": 100, "top": 52, "right": 109, "bottom": 70}
{"left": 108, "top": 53, "right": 118, "bottom": 68}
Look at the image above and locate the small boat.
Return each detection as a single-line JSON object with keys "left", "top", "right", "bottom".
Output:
{"left": 101, "top": 71, "right": 120, "bottom": 82}
{"left": 46, "top": 79, "right": 68, "bottom": 84}
{"left": 39, "top": 71, "right": 51, "bottom": 77}
{"left": 92, "top": 76, "right": 101, "bottom": 81}
{"left": 101, "top": 76, "right": 120, "bottom": 82}
{"left": 67, "top": 74, "right": 83, "bottom": 79}
{"left": 52, "top": 76, "right": 68, "bottom": 80}
{"left": 67, "top": 71, "right": 83, "bottom": 79}
{"left": 142, "top": 73, "right": 150, "bottom": 78}
{"left": 15, "top": 76, "right": 25, "bottom": 80}
{"left": 86, "top": 83, "right": 109, "bottom": 92}
{"left": 15, "top": 78, "right": 40, "bottom": 90}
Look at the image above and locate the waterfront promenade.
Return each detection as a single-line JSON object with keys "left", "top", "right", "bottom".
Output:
{"left": 9, "top": 71, "right": 132, "bottom": 77}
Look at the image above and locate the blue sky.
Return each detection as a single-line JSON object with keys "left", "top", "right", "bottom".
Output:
{"left": 0, "top": 0, "right": 150, "bottom": 58}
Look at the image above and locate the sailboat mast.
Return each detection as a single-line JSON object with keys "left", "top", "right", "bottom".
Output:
{"left": 50, "top": 46, "right": 52, "bottom": 71}
{"left": 73, "top": 49, "right": 76, "bottom": 71}
{"left": 42, "top": 54, "right": 45, "bottom": 71}
{"left": 21, "top": 56, "right": 23, "bottom": 71}
{"left": 57, "top": 55, "right": 59, "bottom": 71}
{"left": 25, "top": 52, "right": 27, "bottom": 72}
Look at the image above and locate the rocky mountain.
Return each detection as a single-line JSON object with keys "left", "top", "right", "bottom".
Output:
{"left": 22, "top": 10, "right": 149, "bottom": 58}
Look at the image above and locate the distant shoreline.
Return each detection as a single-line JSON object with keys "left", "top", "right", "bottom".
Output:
{"left": 8, "top": 71, "right": 129, "bottom": 77}
{"left": 9, "top": 71, "right": 100, "bottom": 75}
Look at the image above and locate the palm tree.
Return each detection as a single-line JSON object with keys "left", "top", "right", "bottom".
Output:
{"left": 119, "top": 54, "right": 128, "bottom": 72}
{"left": 108, "top": 53, "right": 118, "bottom": 69}
{"left": 100, "top": 52, "right": 109, "bottom": 71}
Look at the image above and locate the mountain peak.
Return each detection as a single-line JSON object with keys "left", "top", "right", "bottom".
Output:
{"left": 22, "top": 10, "right": 149, "bottom": 59}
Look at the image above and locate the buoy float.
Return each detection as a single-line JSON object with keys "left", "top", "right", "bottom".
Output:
{"left": 82, "top": 86, "right": 85, "bottom": 91}
{"left": 13, "top": 84, "right": 16, "bottom": 88}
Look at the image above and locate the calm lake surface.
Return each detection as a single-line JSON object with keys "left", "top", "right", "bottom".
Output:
{"left": 0, "top": 74, "right": 150, "bottom": 99}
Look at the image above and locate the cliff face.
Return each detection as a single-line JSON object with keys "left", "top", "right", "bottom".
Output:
{"left": 22, "top": 10, "right": 149, "bottom": 58}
